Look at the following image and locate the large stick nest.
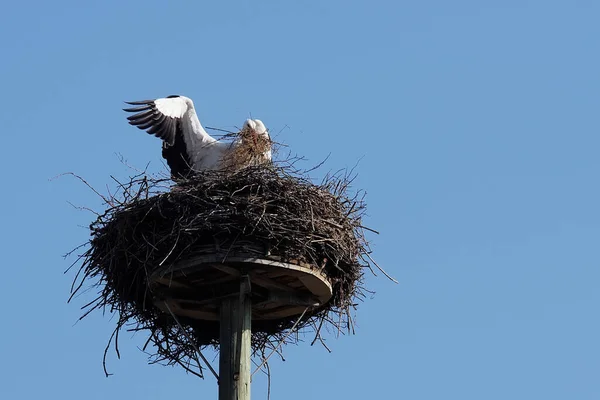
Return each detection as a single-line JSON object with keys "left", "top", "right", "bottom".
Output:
{"left": 68, "top": 160, "right": 381, "bottom": 377}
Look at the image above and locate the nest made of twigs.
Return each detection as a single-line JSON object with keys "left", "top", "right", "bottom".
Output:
{"left": 68, "top": 161, "right": 382, "bottom": 377}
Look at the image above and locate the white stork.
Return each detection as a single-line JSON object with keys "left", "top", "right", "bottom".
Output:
{"left": 123, "top": 95, "right": 272, "bottom": 178}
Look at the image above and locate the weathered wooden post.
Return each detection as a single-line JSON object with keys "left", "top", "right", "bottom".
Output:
{"left": 219, "top": 276, "right": 252, "bottom": 400}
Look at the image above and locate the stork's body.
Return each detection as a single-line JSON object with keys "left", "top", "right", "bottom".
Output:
{"left": 123, "top": 95, "right": 271, "bottom": 178}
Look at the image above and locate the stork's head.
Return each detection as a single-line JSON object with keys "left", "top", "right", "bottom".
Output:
{"left": 243, "top": 119, "right": 269, "bottom": 138}
{"left": 231, "top": 118, "right": 272, "bottom": 167}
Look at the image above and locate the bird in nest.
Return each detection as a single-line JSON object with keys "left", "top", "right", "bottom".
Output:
{"left": 123, "top": 95, "right": 272, "bottom": 179}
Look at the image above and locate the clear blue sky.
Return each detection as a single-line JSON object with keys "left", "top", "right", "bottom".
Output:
{"left": 1, "top": 1, "right": 598, "bottom": 399}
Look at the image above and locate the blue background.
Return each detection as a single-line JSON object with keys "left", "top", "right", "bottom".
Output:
{"left": 1, "top": 1, "right": 598, "bottom": 399}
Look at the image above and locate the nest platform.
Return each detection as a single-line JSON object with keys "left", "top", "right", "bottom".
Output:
{"left": 152, "top": 244, "right": 333, "bottom": 322}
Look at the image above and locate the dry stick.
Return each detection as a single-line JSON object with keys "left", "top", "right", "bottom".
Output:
{"left": 102, "top": 325, "right": 119, "bottom": 376}
{"left": 63, "top": 172, "right": 116, "bottom": 206}
{"left": 158, "top": 230, "right": 181, "bottom": 266}
{"left": 205, "top": 126, "right": 237, "bottom": 135}
{"left": 266, "top": 360, "right": 272, "bottom": 400}
{"left": 359, "top": 225, "right": 380, "bottom": 234}
{"left": 251, "top": 307, "right": 310, "bottom": 378}
{"left": 163, "top": 302, "right": 219, "bottom": 381}
{"left": 310, "top": 315, "right": 326, "bottom": 346}
{"left": 174, "top": 359, "right": 204, "bottom": 379}
{"left": 364, "top": 252, "right": 399, "bottom": 284}
{"left": 67, "top": 201, "right": 100, "bottom": 216}
{"left": 251, "top": 358, "right": 268, "bottom": 376}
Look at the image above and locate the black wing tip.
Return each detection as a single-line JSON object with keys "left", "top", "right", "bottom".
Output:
{"left": 123, "top": 104, "right": 153, "bottom": 112}
{"left": 123, "top": 96, "right": 180, "bottom": 109}
{"left": 124, "top": 99, "right": 155, "bottom": 106}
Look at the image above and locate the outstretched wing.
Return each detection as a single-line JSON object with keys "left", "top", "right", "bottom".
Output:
{"left": 124, "top": 95, "right": 206, "bottom": 178}
{"left": 123, "top": 95, "right": 189, "bottom": 146}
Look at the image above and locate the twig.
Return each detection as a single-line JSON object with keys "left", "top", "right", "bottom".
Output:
{"left": 163, "top": 302, "right": 219, "bottom": 381}
{"left": 251, "top": 307, "right": 310, "bottom": 377}
{"left": 158, "top": 230, "right": 181, "bottom": 266}
{"left": 52, "top": 172, "right": 114, "bottom": 207}
{"left": 364, "top": 252, "right": 398, "bottom": 284}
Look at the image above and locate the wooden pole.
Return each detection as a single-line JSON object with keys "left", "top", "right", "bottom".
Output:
{"left": 219, "top": 276, "right": 251, "bottom": 400}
